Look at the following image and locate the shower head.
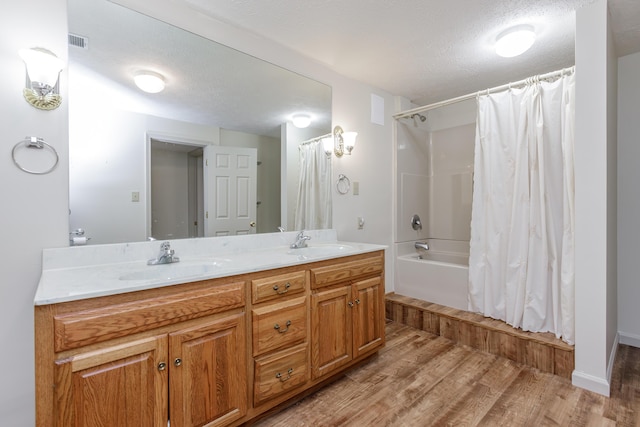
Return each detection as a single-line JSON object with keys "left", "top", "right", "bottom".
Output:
{"left": 411, "top": 113, "right": 426, "bottom": 122}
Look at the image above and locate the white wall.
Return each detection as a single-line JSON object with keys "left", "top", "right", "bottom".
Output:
{"left": 0, "top": 0, "right": 69, "bottom": 425}
{"left": 573, "top": 0, "right": 618, "bottom": 396}
{"left": 70, "top": 101, "right": 220, "bottom": 243}
{"left": 617, "top": 51, "right": 640, "bottom": 347}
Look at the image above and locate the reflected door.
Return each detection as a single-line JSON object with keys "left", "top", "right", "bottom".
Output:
{"left": 204, "top": 146, "right": 257, "bottom": 236}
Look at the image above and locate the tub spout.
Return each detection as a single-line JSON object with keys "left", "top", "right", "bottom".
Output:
{"left": 414, "top": 241, "right": 429, "bottom": 259}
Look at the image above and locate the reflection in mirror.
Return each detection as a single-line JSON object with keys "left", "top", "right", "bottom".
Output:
{"left": 68, "top": 0, "right": 332, "bottom": 245}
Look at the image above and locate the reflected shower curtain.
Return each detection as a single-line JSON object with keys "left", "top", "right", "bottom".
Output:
{"left": 468, "top": 72, "right": 575, "bottom": 344}
{"left": 294, "top": 141, "right": 332, "bottom": 230}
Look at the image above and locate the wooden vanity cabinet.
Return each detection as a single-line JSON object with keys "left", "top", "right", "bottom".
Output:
{"left": 250, "top": 270, "right": 310, "bottom": 408}
{"left": 35, "top": 250, "right": 385, "bottom": 427}
{"left": 35, "top": 279, "right": 247, "bottom": 427}
{"left": 310, "top": 254, "right": 385, "bottom": 379}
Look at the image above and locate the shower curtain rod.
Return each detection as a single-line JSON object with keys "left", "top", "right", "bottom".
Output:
{"left": 393, "top": 66, "right": 575, "bottom": 120}
{"left": 298, "top": 132, "right": 332, "bottom": 147}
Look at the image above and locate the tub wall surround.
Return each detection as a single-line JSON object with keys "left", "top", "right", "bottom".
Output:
{"left": 36, "top": 229, "right": 387, "bottom": 305}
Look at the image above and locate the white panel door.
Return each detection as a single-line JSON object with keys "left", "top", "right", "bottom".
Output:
{"left": 203, "top": 146, "right": 257, "bottom": 236}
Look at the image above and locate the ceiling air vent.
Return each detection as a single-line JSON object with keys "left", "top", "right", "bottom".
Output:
{"left": 68, "top": 33, "right": 89, "bottom": 49}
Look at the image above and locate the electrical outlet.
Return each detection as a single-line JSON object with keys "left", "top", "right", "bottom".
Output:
{"left": 132, "top": 191, "right": 140, "bottom": 202}
{"left": 353, "top": 181, "right": 360, "bottom": 195}
{"left": 357, "top": 217, "right": 365, "bottom": 230}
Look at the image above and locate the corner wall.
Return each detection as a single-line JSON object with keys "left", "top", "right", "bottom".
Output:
{"left": 573, "top": 0, "right": 618, "bottom": 396}
{"left": 617, "top": 51, "right": 640, "bottom": 347}
{"left": 0, "top": 0, "right": 69, "bottom": 424}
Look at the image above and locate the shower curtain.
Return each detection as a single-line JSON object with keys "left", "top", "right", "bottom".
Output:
{"left": 294, "top": 141, "right": 332, "bottom": 230}
{"left": 468, "top": 72, "right": 575, "bottom": 344}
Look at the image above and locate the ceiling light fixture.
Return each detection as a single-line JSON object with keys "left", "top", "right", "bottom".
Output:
{"left": 134, "top": 71, "right": 165, "bottom": 93}
{"left": 495, "top": 25, "right": 536, "bottom": 58}
{"left": 292, "top": 114, "right": 311, "bottom": 128}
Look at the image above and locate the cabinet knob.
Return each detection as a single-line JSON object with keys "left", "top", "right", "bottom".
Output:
{"left": 273, "top": 282, "right": 291, "bottom": 294}
{"left": 157, "top": 362, "right": 167, "bottom": 371}
{"left": 355, "top": 298, "right": 361, "bottom": 305}
{"left": 174, "top": 358, "right": 182, "bottom": 367}
{"left": 274, "top": 320, "right": 292, "bottom": 333}
{"left": 276, "top": 368, "right": 294, "bottom": 382}
{"left": 348, "top": 301, "right": 354, "bottom": 308}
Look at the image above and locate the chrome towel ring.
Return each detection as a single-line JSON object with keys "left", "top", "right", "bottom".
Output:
{"left": 11, "top": 136, "right": 59, "bottom": 175}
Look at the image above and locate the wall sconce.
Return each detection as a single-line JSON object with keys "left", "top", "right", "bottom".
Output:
{"left": 322, "top": 125, "right": 357, "bottom": 158}
{"left": 19, "top": 47, "right": 64, "bottom": 110}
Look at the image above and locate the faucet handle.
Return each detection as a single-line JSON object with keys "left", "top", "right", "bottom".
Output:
{"left": 160, "top": 241, "right": 171, "bottom": 250}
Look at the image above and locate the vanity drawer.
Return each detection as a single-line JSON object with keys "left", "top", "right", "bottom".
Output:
{"left": 53, "top": 281, "right": 245, "bottom": 352}
{"left": 310, "top": 253, "right": 384, "bottom": 289}
{"left": 254, "top": 343, "right": 308, "bottom": 405}
{"left": 252, "top": 296, "right": 306, "bottom": 356}
{"left": 251, "top": 271, "right": 306, "bottom": 304}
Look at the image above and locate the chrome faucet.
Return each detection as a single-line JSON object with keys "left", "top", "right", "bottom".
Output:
{"left": 290, "top": 230, "right": 311, "bottom": 249}
{"left": 148, "top": 241, "right": 180, "bottom": 265}
{"left": 414, "top": 241, "right": 429, "bottom": 259}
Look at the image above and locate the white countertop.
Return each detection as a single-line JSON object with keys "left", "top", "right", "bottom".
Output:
{"left": 35, "top": 230, "right": 386, "bottom": 305}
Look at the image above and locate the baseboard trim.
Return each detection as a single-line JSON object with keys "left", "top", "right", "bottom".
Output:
{"left": 572, "top": 370, "right": 611, "bottom": 397}
{"left": 619, "top": 331, "right": 640, "bottom": 348}
{"left": 571, "top": 332, "right": 618, "bottom": 397}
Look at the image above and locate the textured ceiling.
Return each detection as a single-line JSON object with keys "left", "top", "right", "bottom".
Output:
{"left": 181, "top": 0, "right": 640, "bottom": 106}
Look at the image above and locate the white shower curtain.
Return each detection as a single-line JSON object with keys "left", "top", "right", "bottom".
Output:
{"left": 294, "top": 141, "right": 332, "bottom": 230}
{"left": 468, "top": 72, "right": 575, "bottom": 344}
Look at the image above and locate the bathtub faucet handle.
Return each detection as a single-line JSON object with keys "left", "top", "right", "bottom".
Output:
{"left": 411, "top": 214, "right": 422, "bottom": 231}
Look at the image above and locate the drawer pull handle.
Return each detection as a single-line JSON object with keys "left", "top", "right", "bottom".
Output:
{"left": 274, "top": 320, "right": 292, "bottom": 333}
{"left": 273, "top": 282, "right": 291, "bottom": 294}
{"left": 158, "top": 362, "right": 167, "bottom": 371}
{"left": 276, "top": 368, "right": 294, "bottom": 382}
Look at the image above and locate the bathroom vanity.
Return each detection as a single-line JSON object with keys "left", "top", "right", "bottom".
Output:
{"left": 34, "top": 231, "right": 385, "bottom": 427}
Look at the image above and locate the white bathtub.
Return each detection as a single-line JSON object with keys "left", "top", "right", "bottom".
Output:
{"left": 395, "top": 251, "right": 469, "bottom": 311}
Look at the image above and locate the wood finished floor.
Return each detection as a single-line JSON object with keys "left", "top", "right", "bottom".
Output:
{"left": 254, "top": 322, "right": 640, "bottom": 427}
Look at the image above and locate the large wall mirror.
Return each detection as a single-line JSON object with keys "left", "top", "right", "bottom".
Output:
{"left": 68, "top": 0, "right": 332, "bottom": 245}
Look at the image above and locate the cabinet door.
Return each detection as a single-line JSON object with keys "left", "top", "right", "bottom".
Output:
{"left": 352, "top": 277, "right": 385, "bottom": 358}
{"left": 169, "top": 313, "right": 247, "bottom": 427}
{"left": 311, "top": 286, "right": 352, "bottom": 379}
{"left": 54, "top": 335, "right": 168, "bottom": 427}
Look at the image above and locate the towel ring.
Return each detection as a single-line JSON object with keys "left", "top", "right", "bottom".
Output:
{"left": 336, "top": 174, "right": 351, "bottom": 195}
{"left": 11, "top": 136, "right": 59, "bottom": 175}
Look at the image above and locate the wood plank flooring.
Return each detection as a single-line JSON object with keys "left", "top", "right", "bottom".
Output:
{"left": 252, "top": 322, "right": 640, "bottom": 426}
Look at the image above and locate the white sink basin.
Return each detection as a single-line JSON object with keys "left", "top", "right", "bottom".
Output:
{"left": 119, "top": 262, "right": 225, "bottom": 281}
{"left": 286, "top": 244, "right": 354, "bottom": 258}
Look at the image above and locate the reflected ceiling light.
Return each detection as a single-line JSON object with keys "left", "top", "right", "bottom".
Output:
{"left": 134, "top": 71, "right": 165, "bottom": 93}
{"left": 495, "top": 25, "right": 536, "bottom": 58}
{"left": 292, "top": 114, "right": 311, "bottom": 128}
{"left": 323, "top": 125, "right": 357, "bottom": 158}
{"left": 19, "top": 47, "right": 65, "bottom": 110}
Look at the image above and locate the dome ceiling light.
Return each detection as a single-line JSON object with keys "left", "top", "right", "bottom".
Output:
{"left": 134, "top": 71, "right": 165, "bottom": 93}
{"left": 292, "top": 114, "right": 311, "bottom": 128}
{"left": 495, "top": 25, "right": 536, "bottom": 58}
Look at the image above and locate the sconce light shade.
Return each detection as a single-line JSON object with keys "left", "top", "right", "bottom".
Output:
{"left": 342, "top": 131, "right": 357, "bottom": 154}
{"left": 330, "top": 125, "right": 358, "bottom": 157}
{"left": 134, "top": 71, "right": 165, "bottom": 93}
{"left": 19, "top": 47, "right": 64, "bottom": 110}
{"left": 292, "top": 114, "right": 311, "bottom": 128}
{"left": 495, "top": 25, "right": 536, "bottom": 58}
{"left": 322, "top": 136, "right": 334, "bottom": 157}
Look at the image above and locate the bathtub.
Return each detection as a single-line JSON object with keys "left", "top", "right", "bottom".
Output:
{"left": 395, "top": 248, "right": 469, "bottom": 311}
